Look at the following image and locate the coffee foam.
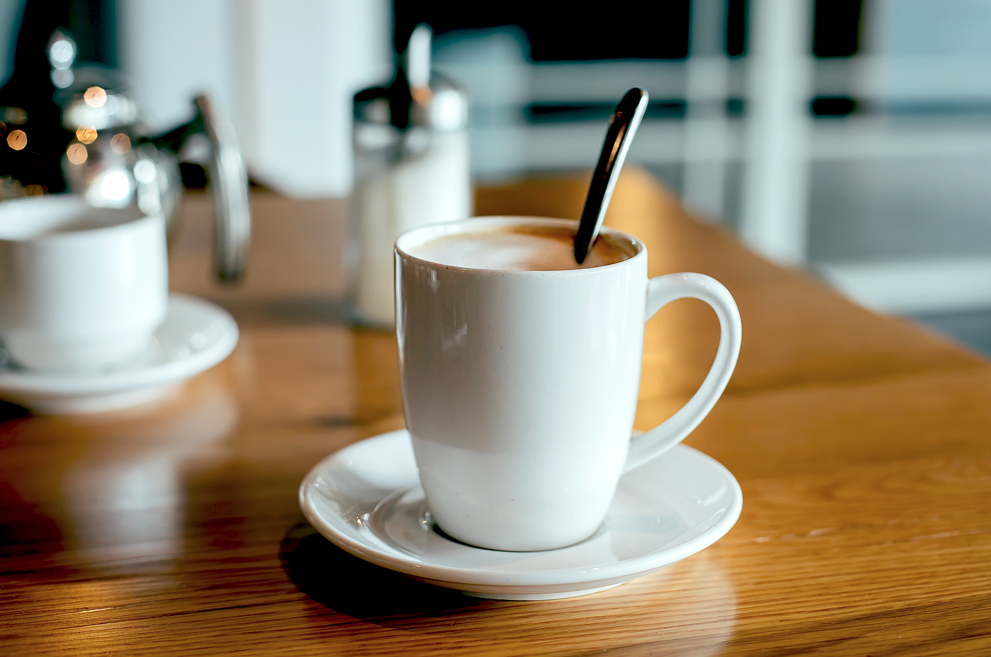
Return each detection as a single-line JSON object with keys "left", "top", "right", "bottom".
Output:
{"left": 408, "top": 225, "right": 634, "bottom": 271}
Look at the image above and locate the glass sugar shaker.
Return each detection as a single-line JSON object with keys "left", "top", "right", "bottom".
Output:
{"left": 349, "top": 25, "right": 471, "bottom": 327}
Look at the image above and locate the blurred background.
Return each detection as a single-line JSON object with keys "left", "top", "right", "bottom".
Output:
{"left": 1, "top": 0, "right": 990, "bottom": 353}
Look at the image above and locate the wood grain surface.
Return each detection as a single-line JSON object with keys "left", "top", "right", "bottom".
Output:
{"left": 2, "top": 169, "right": 990, "bottom": 655}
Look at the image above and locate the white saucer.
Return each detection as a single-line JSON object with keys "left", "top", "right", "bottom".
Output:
{"left": 0, "top": 293, "right": 238, "bottom": 414}
{"left": 299, "top": 429, "right": 743, "bottom": 600}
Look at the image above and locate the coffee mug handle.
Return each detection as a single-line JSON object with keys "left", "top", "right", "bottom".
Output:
{"left": 624, "top": 273, "right": 742, "bottom": 472}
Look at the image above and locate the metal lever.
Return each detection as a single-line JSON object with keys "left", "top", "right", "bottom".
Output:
{"left": 150, "top": 95, "right": 251, "bottom": 282}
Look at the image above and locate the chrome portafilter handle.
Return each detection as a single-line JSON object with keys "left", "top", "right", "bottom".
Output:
{"left": 197, "top": 95, "right": 250, "bottom": 282}
{"left": 149, "top": 95, "right": 251, "bottom": 282}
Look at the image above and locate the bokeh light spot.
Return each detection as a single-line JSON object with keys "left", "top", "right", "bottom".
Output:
{"left": 84, "top": 87, "right": 107, "bottom": 108}
{"left": 7, "top": 130, "right": 26, "bottom": 150}
{"left": 51, "top": 69, "right": 74, "bottom": 88}
{"left": 67, "top": 143, "right": 88, "bottom": 164}
{"left": 111, "top": 133, "right": 131, "bottom": 154}
{"left": 50, "top": 40, "right": 74, "bottom": 66}
{"left": 3, "top": 107, "right": 27, "bottom": 124}
{"left": 100, "top": 170, "right": 131, "bottom": 201}
{"left": 134, "top": 159, "right": 156, "bottom": 183}
{"left": 76, "top": 126, "right": 97, "bottom": 144}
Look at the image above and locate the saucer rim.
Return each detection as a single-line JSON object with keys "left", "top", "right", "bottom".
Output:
{"left": 0, "top": 293, "right": 238, "bottom": 394}
{"left": 299, "top": 429, "right": 743, "bottom": 589}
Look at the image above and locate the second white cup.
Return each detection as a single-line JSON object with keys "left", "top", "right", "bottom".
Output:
{"left": 0, "top": 195, "right": 168, "bottom": 371}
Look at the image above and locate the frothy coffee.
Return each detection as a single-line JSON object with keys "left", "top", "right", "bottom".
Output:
{"left": 408, "top": 225, "right": 635, "bottom": 271}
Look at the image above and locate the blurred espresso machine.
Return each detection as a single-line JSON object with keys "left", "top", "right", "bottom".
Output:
{"left": 0, "top": 1, "right": 249, "bottom": 281}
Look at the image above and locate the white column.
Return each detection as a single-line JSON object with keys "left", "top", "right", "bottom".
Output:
{"left": 739, "top": 0, "right": 814, "bottom": 264}
{"left": 233, "top": 0, "right": 391, "bottom": 197}
{"left": 681, "top": 0, "right": 730, "bottom": 221}
{"left": 682, "top": 58, "right": 730, "bottom": 220}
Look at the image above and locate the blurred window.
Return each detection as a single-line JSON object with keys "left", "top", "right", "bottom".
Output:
{"left": 394, "top": 1, "right": 691, "bottom": 60}
{"left": 813, "top": 0, "right": 862, "bottom": 57}
{"left": 396, "top": 0, "right": 866, "bottom": 62}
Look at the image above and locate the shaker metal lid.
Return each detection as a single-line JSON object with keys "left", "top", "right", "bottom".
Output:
{"left": 354, "top": 25, "right": 468, "bottom": 132}
{"left": 354, "top": 73, "right": 468, "bottom": 132}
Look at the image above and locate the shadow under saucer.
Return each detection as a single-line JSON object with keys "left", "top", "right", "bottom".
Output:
{"left": 279, "top": 520, "right": 479, "bottom": 620}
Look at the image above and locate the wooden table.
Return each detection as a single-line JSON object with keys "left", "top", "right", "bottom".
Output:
{"left": 2, "top": 170, "right": 990, "bottom": 655}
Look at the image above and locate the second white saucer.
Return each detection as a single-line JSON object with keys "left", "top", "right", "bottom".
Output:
{"left": 300, "top": 429, "right": 742, "bottom": 600}
{"left": 0, "top": 293, "right": 238, "bottom": 414}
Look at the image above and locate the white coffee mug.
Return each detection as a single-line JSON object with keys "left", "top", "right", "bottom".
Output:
{"left": 0, "top": 195, "right": 168, "bottom": 371}
{"left": 396, "top": 217, "right": 742, "bottom": 552}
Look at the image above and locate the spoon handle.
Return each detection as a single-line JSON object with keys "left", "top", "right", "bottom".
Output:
{"left": 574, "top": 88, "right": 649, "bottom": 264}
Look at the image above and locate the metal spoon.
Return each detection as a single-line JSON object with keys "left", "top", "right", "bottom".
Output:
{"left": 574, "top": 87, "right": 650, "bottom": 264}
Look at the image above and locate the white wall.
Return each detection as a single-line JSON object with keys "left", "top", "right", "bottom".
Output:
{"left": 118, "top": 0, "right": 391, "bottom": 197}
{"left": 118, "top": 0, "right": 236, "bottom": 131}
